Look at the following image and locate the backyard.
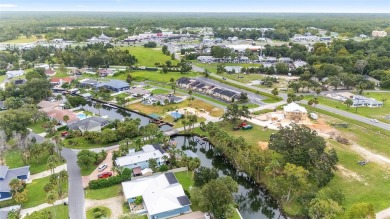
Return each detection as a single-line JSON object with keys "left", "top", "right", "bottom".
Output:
{"left": 5, "top": 150, "right": 64, "bottom": 174}
{"left": 23, "top": 176, "right": 68, "bottom": 208}
{"left": 174, "top": 170, "right": 242, "bottom": 219}
{"left": 111, "top": 70, "right": 199, "bottom": 84}
{"left": 85, "top": 184, "right": 122, "bottom": 200}
{"left": 24, "top": 205, "right": 69, "bottom": 219}
{"left": 128, "top": 99, "right": 224, "bottom": 118}
{"left": 305, "top": 92, "right": 390, "bottom": 123}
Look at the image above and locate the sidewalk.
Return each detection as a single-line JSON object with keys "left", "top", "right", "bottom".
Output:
{"left": 28, "top": 164, "right": 67, "bottom": 181}
{"left": 20, "top": 198, "right": 68, "bottom": 218}
{"left": 376, "top": 207, "right": 390, "bottom": 219}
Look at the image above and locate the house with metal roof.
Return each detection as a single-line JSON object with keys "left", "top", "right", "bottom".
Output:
{"left": 115, "top": 144, "right": 169, "bottom": 170}
{"left": 0, "top": 166, "right": 30, "bottom": 201}
{"left": 95, "top": 80, "right": 130, "bottom": 92}
{"left": 122, "top": 172, "right": 191, "bottom": 219}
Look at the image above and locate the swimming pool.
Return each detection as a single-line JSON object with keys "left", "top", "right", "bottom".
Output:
{"left": 170, "top": 112, "right": 182, "bottom": 120}
{"left": 77, "top": 113, "right": 87, "bottom": 120}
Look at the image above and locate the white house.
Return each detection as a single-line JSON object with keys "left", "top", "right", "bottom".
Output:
{"left": 115, "top": 145, "right": 169, "bottom": 170}
{"left": 351, "top": 95, "right": 383, "bottom": 107}
{"left": 6, "top": 70, "right": 25, "bottom": 79}
{"left": 122, "top": 172, "right": 191, "bottom": 219}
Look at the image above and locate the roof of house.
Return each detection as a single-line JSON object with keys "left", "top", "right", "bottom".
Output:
{"left": 96, "top": 80, "right": 130, "bottom": 90}
{"left": 0, "top": 166, "right": 30, "bottom": 193}
{"left": 127, "top": 88, "right": 151, "bottom": 95}
{"left": 122, "top": 172, "right": 190, "bottom": 215}
{"left": 98, "top": 69, "right": 113, "bottom": 74}
{"left": 220, "top": 90, "right": 238, "bottom": 98}
{"left": 283, "top": 102, "right": 307, "bottom": 113}
{"left": 37, "top": 100, "right": 61, "bottom": 110}
{"left": 176, "top": 77, "right": 193, "bottom": 85}
{"left": 115, "top": 144, "right": 167, "bottom": 167}
{"left": 46, "top": 109, "right": 79, "bottom": 123}
{"left": 44, "top": 69, "right": 56, "bottom": 75}
{"left": 50, "top": 77, "right": 73, "bottom": 83}
{"left": 67, "top": 117, "right": 109, "bottom": 131}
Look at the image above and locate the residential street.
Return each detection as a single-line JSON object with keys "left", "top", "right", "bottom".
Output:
{"left": 61, "top": 147, "right": 86, "bottom": 219}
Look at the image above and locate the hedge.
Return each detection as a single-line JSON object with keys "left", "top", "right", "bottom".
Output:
{"left": 89, "top": 168, "right": 132, "bottom": 189}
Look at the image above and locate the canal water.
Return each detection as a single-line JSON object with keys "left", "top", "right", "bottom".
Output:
{"left": 170, "top": 135, "right": 284, "bottom": 219}
{"left": 81, "top": 100, "right": 283, "bottom": 218}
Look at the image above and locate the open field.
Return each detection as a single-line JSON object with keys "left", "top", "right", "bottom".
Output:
{"left": 5, "top": 150, "right": 64, "bottom": 174}
{"left": 193, "top": 61, "right": 263, "bottom": 73}
{"left": 27, "top": 119, "right": 47, "bottom": 134}
{"left": 62, "top": 137, "right": 119, "bottom": 150}
{"left": 111, "top": 70, "right": 199, "bottom": 84}
{"left": 118, "top": 46, "right": 179, "bottom": 67}
{"left": 305, "top": 92, "right": 390, "bottom": 123}
{"left": 23, "top": 176, "right": 68, "bottom": 208}
{"left": 1, "top": 35, "right": 44, "bottom": 43}
{"left": 24, "top": 205, "right": 69, "bottom": 219}
{"left": 128, "top": 99, "right": 224, "bottom": 118}
{"left": 85, "top": 184, "right": 122, "bottom": 200}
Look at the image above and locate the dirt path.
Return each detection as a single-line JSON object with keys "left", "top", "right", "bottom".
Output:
{"left": 85, "top": 196, "right": 124, "bottom": 219}
{"left": 349, "top": 143, "right": 390, "bottom": 167}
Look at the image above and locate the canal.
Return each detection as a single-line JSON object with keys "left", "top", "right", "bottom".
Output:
{"left": 170, "top": 135, "right": 284, "bottom": 219}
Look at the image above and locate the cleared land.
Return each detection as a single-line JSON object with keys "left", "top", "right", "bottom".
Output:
{"left": 1, "top": 35, "right": 44, "bottom": 43}
{"left": 111, "top": 70, "right": 199, "bottom": 84}
{"left": 119, "top": 46, "right": 179, "bottom": 67}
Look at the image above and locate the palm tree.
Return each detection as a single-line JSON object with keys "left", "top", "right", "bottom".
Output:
{"left": 47, "top": 191, "right": 58, "bottom": 218}
{"left": 95, "top": 103, "right": 102, "bottom": 116}
{"left": 47, "top": 155, "right": 59, "bottom": 174}
{"left": 188, "top": 90, "right": 193, "bottom": 106}
{"left": 58, "top": 170, "right": 68, "bottom": 197}
{"left": 63, "top": 115, "right": 70, "bottom": 125}
{"left": 55, "top": 94, "right": 62, "bottom": 102}
{"left": 135, "top": 138, "right": 142, "bottom": 152}
{"left": 188, "top": 157, "right": 201, "bottom": 179}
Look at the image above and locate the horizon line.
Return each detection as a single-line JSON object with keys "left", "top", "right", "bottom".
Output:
{"left": 1, "top": 11, "right": 390, "bottom": 14}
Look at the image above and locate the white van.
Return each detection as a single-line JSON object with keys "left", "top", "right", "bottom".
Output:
{"left": 98, "top": 164, "right": 108, "bottom": 172}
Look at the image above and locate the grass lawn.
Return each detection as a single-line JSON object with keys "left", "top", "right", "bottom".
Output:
{"left": 62, "top": 137, "right": 119, "bottom": 149}
{"left": 128, "top": 99, "right": 224, "bottom": 118}
{"left": 86, "top": 206, "right": 112, "bottom": 219}
{"left": 152, "top": 89, "right": 170, "bottom": 95}
{"left": 118, "top": 46, "right": 179, "bottom": 67}
{"left": 85, "top": 184, "right": 122, "bottom": 200}
{"left": 325, "top": 140, "right": 390, "bottom": 213}
{"left": 24, "top": 205, "right": 69, "bottom": 219}
{"left": 23, "top": 176, "right": 68, "bottom": 208}
{"left": 80, "top": 165, "right": 98, "bottom": 176}
{"left": 111, "top": 70, "right": 199, "bottom": 84}
{"left": 192, "top": 93, "right": 228, "bottom": 106}
{"left": 218, "top": 121, "right": 274, "bottom": 146}
{"left": 305, "top": 92, "right": 390, "bottom": 123}
{"left": 244, "top": 103, "right": 259, "bottom": 109}
{"left": 1, "top": 35, "right": 44, "bottom": 43}
{"left": 0, "top": 75, "right": 6, "bottom": 83}
{"left": 27, "top": 119, "right": 47, "bottom": 134}
{"left": 5, "top": 150, "right": 64, "bottom": 174}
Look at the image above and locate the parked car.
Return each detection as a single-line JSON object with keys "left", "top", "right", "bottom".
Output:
{"left": 98, "top": 172, "right": 112, "bottom": 179}
{"left": 222, "top": 77, "right": 226, "bottom": 80}
{"left": 98, "top": 164, "right": 108, "bottom": 172}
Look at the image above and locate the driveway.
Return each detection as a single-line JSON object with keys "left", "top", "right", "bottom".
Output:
{"left": 62, "top": 147, "right": 85, "bottom": 219}
{"left": 82, "top": 149, "right": 117, "bottom": 188}
{"left": 85, "top": 196, "right": 124, "bottom": 219}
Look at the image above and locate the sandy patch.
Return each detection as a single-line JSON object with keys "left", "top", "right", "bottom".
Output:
{"left": 337, "top": 165, "right": 364, "bottom": 183}
{"left": 258, "top": 141, "right": 268, "bottom": 150}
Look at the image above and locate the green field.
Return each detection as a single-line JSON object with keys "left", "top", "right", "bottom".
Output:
{"left": 24, "top": 205, "right": 69, "bottom": 219}
{"left": 111, "top": 70, "right": 199, "bottom": 84}
{"left": 325, "top": 140, "right": 390, "bottom": 214}
{"left": 27, "top": 119, "right": 47, "bottom": 134}
{"left": 193, "top": 61, "right": 263, "bottom": 73}
{"left": 23, "top": 176, "right": 68, "bottom": 208}
{"left": 119, "top": 46, "right": 179, "bottom": 67}
{"left": 62, "top": 137, "right": 119, "bottom": 149}
{"left": 1, "top": 35, "right": 44, "bottom": 43}
{"left": 5, "top": 150, "right": 64, "bottom": 174}
{"left": 85, "top": 185, "right": 122, "bottom": 200}
{"left": 152, "top": 89, "right": 170, "bottom": 95}
{"left": 86, "top": 206, "right": 112, "bottom": 219}
{"left": 305, "top": 92, "right": 390, "bottom": 123}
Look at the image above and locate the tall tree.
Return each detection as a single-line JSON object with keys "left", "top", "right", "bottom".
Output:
{"left": 222, "top": 104, "right": 251, "bottom": 124}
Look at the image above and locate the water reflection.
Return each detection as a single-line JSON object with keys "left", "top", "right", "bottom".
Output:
{"left": 170, "top": 135, "right": 284, "bottom": 219}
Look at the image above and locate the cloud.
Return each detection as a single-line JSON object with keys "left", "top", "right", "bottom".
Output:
{"left": 0, "top": 4, "right": 17, "bottom": 8}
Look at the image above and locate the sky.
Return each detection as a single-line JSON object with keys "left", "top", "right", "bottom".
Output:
{"left": 0, "top": 0, "right": 389, "bottom": 13}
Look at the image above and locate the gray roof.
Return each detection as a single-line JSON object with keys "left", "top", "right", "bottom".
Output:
{"left": 0, "top": 166, "right": 30, "bottom": 193}
{"left": 96, "top": 80, "right": 130, "bottom": 90}
{"left": 68, "top": 117, "right": 109, "bottom": 131}
{"left": 0, "top": 166, "right": 9, "bottom": 179}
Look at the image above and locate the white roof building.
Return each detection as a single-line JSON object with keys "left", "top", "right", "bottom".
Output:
{"left": 115, "top": 144, "right": 169, "bottom": 169}
{"left": 122, "top": 172, "right": 191, "bottom": 218}
{"left": 283, "top": 102, "right": 307, "bottom": 113}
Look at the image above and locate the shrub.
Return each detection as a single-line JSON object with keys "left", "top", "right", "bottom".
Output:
{"left": 134, "top": 196, "right": 143, "bottom": 205}
{"left": 159, "top": 165, "right": 169, "bottom": 172}
{"left": 89, "top": 168, "right": 132, "bottom": 189}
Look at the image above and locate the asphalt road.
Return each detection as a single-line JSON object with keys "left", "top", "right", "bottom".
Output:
{"left": 61, "top": 148, "right": 85, "bottom": 219}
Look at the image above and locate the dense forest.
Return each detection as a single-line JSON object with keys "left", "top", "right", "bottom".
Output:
{"left": 1, "top": 12, "right": 390, "bottom": 42}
